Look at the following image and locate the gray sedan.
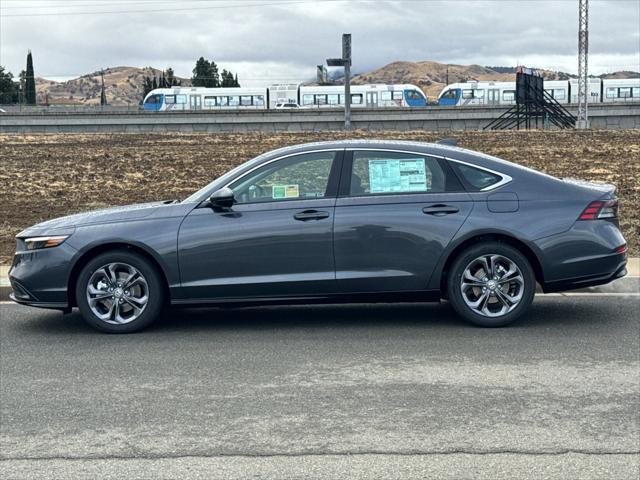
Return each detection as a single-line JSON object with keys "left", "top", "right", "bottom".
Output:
{"left": 9, "top": 140, "right": 628, "bottom": 332}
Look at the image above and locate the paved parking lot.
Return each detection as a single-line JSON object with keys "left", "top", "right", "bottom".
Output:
{"left": 1, "top": 295, "right": 639, "bottom": 479}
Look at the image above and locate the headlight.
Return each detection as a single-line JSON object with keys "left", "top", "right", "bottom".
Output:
{"left": 24, "top": 235, "right": 70, "bottom": 250}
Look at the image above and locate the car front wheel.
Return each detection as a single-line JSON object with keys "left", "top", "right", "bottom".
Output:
{"left": 447, "top": 242, "right": 536, "bottom": 327}
{"left": 75, "top": 250, "right": 164, "bottom": 333}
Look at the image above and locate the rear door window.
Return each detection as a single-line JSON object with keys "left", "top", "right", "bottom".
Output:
{"left": 349, "top": 151, "right": 462, "bottom": 196}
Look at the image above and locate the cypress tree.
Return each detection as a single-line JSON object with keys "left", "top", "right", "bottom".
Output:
{"left": 25, "top": 50, "right": 36, "bottom": 105}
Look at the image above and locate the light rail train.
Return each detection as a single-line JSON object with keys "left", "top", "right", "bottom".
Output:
{"left": 143, "top": 83, "right": 428, "bottom": 111}
{"left": 437, "top": 78, "right": 640, "bottom": 106}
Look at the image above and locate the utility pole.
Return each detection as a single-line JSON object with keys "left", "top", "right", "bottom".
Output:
{"left": 327, "top": 33, "right": 352, "bottom": 129}
{"left": 100, "top": 69, "right": 107, "bottom": 107}
{"left": 576, "top": 0, "right": 589, "bottom": 129}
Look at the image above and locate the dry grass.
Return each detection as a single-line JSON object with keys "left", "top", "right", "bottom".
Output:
{"left": 1, "top": 130, "right": 638, "bottom": 264}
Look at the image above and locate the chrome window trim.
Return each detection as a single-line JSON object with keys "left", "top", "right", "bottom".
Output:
{"left": 343, "top": 147, "right": 512, "bottom": 192}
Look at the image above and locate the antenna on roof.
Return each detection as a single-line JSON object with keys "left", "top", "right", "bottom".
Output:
{"left": 436, "top": 138, "right": 458, "bottom": 146}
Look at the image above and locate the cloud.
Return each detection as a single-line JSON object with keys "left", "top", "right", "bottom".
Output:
{"left": 1, "top": 0, "right": 638, "bottom": 86}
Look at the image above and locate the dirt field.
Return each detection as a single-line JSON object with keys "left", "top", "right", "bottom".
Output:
{"left": 1, "top": 130, "right": 638, "bottom": 264}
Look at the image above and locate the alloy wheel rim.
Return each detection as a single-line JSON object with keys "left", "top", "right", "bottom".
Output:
{"left": 460, "top": 254, "right": 524, "bottom": 318}
{"left": 86, "top": 262, "right": 149, "bottom": 325}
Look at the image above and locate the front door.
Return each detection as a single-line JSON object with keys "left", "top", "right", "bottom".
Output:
{"left": 334, "top": 150, "right": 473, "bottom": 293}
{"left": 177, "top": 150, "right": 342, "bottom": 300}
{"left": 189, "top": 94, "right": 202, "bottom": 110}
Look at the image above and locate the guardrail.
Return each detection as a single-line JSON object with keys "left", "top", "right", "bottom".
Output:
{"left": 1, "top": 103, "right": 639, "bottom": 133}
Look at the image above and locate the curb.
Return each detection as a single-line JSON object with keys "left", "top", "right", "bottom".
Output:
{"left": 1, "top": 260, "right": 638, "bottom": 303}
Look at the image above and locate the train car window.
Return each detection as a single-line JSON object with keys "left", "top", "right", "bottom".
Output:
{"left": 240, "top": 96, "right": 252, "bottom": 106}
{"left": 441, "top": 90, "right": 457, "bottom": 100}
{"left": 228, "top": 96, "right": 240, "bottom": 106}
{"left": 145, "top": 95, "right": 160, "bottom": 104}
{"left": 392, "top": 91, "right": 404, "bottom": 100}
{"left": 554, "top": 89, "right": 566, "bottom": 100}
{"left": 406, "top": 90, "right": 423, "bottom": 100}
{"left": 619, "top": 88, "right": 631, "bottom": 98}
{"left": 503, "top": 90, "right": 515, "bottom": 101}
{"left": 176, "top": 95, "right": 187, "bottom": 104}
{"left": 254, "top": 96, "right": 265, "bottom": 106}
{"left": 473, "top": 89, "right": 485, "bottom": 99}
{"left": 302, "top": 94, "right": 314, "bottom": 105}
{"left": 633, "top": 88, "right": 640, "bottom": 98}
{"left": 380, "top": 91, "right": 392, "bottom": 101}
{"left": 327, "top": 94, "right": 339, "bottom": 105}
{"left": 315, "top": 95, "right": 327, "bottom": 105}
{"left": 218, "top": 97, "right": 228, "bottom": 106}
{"left": 164, "top": 95, "right": 176, "bottom": 104}
{"left": 462, "top": 90, "right": 474, "bottom": 99}
{"left": 351, "top": 94, "right": 363, "bottom": 104}
{"left": 606, "top": 87, "right": 617, "bottom": 99}
{"left": 204, "top": 96, "right": 215, "bottom": 107}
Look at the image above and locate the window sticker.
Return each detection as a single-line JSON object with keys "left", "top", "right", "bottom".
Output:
{"left": 272, "top": 184, "right": 300, "bottom": 199}
{"left": 368, "top": 158, "right": 428, "bottom": 193}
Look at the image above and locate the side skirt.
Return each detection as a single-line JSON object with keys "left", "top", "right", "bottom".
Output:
{"left": 170, "top": 289, "right": 442, "bottom": 308}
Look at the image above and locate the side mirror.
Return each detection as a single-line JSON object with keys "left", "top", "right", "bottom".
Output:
{"left": 208, "top": 187, "right": 235, "bottom": 208}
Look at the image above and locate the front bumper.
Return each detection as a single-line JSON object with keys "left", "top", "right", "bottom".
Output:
{"left": 8, "top": 242, "right": 76, "bottom": 309}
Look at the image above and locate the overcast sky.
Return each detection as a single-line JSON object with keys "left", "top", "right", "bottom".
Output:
{"left": 1, "top": 0, "right": 639, "bottom": 86}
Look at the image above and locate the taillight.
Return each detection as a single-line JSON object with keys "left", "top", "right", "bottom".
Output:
{"left": 578, "top": 199, "right": 618, "bottom": 220}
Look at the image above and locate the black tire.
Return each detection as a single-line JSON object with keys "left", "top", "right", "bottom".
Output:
{"left": 447, "top": 242, "right": 535, "bottom": 327}
{"left": 75, "top": 250, "right": 165, "bottom": 333}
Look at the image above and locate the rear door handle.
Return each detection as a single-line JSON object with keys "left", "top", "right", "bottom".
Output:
{"left": 294, "top": 210, "right": 330, "bottom": 221}
{"left": 422, "top": 204, "right": 460, "bottom": 216}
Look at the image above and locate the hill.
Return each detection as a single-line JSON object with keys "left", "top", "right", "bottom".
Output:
{"left": 36, "top": 66, "right": 190, "bottom": 106}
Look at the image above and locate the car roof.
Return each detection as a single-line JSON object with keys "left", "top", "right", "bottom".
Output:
{"left": 256, "top": 139, "right": 471, "bottom": 160}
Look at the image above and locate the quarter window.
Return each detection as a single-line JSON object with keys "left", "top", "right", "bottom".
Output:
{"left": 230, "top": 151, "right": 336, "bottom": 204}
{"left": 452, "top": 163, "right": 502, "bottom": 191}
{"left": 350, "top": 151, "right": 459, "bottom": 195}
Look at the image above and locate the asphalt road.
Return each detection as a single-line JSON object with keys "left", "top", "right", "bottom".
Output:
{"left": 1, "top": 296, "right": 639, "bottom": 479}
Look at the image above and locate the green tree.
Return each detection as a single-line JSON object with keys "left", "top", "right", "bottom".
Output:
{"left": 191, "top": 57, "right": 219, "bottom": 88}
{"left": 0, "top": 66, "right": 19, "bottom": 104}
{"left": 25, "top": 50, "right": 36, "bottom": 105}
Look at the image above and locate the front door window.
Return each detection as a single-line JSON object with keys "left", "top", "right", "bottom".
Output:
{"left": 230, "top": 151, "right": 336, "bottom": 204}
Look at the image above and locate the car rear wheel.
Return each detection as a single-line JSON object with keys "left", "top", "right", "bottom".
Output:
{"left": 76, "top": 250, "right": 164, "bottom": 333}
{"left": 447, "top": 242, "right": 535, "bottom": 327}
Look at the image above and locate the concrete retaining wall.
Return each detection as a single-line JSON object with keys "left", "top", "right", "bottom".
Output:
{"left": 1, "top": 103, "right": 639, "bottom": 134}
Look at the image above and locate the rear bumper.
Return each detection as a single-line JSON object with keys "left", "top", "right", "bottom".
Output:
{"left": 542, "top": 253, "right": 627, "bottom": 293}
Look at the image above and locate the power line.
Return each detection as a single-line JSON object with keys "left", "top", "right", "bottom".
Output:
{"left": 0, "top": 0, "right": 345, "bottom": 17}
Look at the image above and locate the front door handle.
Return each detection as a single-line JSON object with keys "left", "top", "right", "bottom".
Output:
{"left": 422, "top": 204, "right": 460, "bottom": 216}
{"left": 294, "top": 210, "right": 330, "bottom": 221}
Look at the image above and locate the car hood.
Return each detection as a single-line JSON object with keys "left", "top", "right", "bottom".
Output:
{"left": 17, "top": 201, "right": 172, "bottom": 237}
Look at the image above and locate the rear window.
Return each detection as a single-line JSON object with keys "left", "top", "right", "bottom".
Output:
{"left": 452, "top": 163, "right": 502, "bottom": 190}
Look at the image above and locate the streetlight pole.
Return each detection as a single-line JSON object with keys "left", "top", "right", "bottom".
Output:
{"left": 327, "top": 33, "right": 352, "bottom": 130}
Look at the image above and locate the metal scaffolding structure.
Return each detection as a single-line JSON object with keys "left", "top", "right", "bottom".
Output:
{"left": 576, "top": 0, "right": 589, "bottom": 129}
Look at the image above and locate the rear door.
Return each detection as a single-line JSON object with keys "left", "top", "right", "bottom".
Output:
{"left": 333, "top": 149, "right": 473, "bottom": 293}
